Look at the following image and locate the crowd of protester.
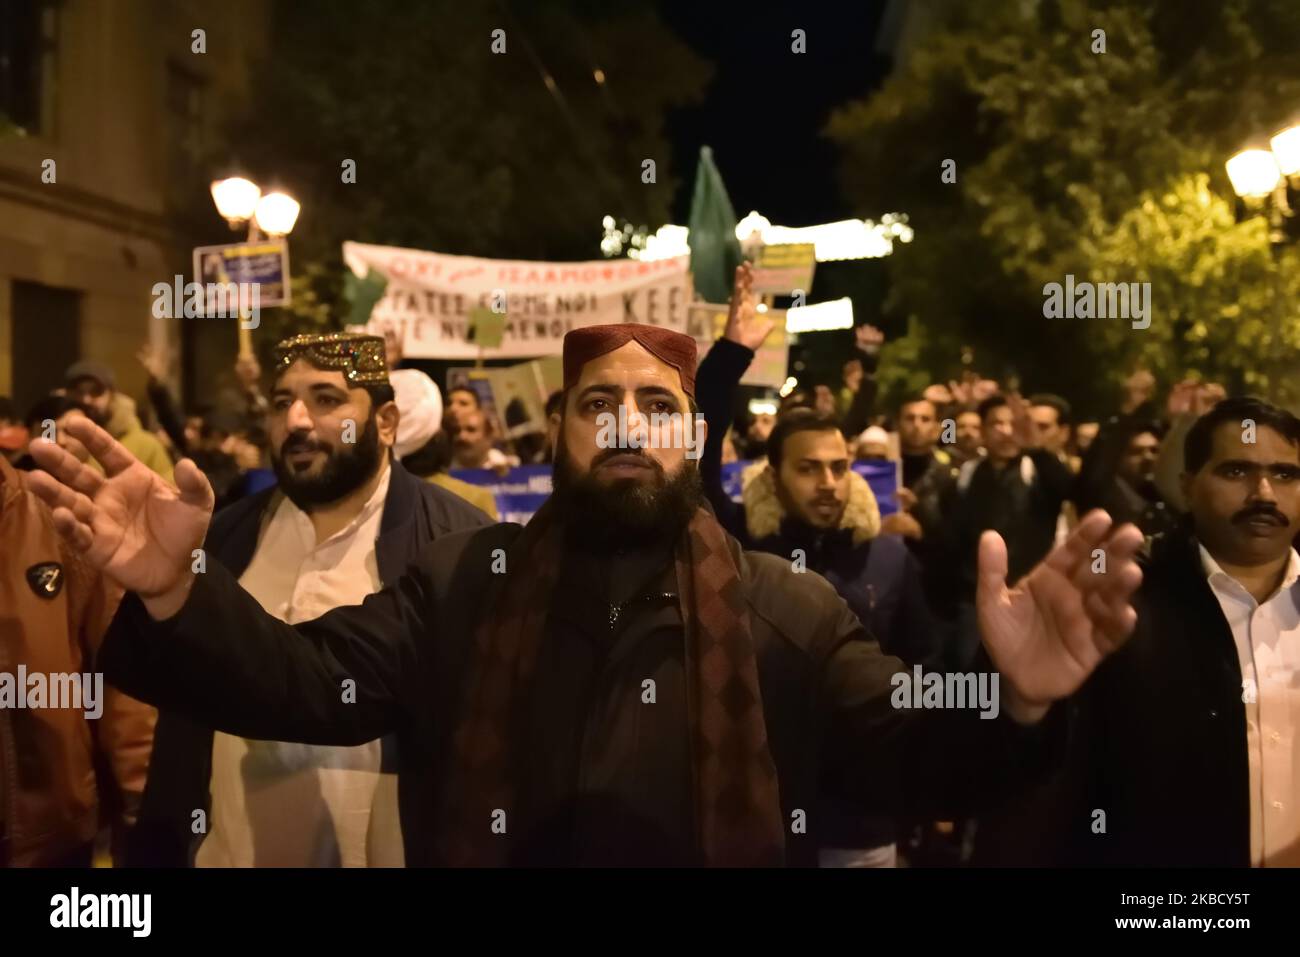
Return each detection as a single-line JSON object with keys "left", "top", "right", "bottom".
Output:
{"left": 2, "top": 265, "right": 1296, "bottom": 870}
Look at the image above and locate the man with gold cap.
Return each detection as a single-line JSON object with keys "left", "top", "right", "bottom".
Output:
{"left": 30, "top": 322, "right": 1144, "bottom": 866}
{"left": 116, "top": 333, "right": 490, "bottom": 867}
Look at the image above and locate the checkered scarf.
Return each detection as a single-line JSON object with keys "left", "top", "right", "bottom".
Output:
{"left": 437, "top": 499, "right": 785, "bottom": 866}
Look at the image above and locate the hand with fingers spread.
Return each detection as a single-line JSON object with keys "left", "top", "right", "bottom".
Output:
{"left": 27, "top": 416, "right": 214, "bottom": 619}
{"left": 977, "top": 510, "right": 1144, "bottom": 723}
{"left": 723, "top": 262, "right": 774, "bottom": 352}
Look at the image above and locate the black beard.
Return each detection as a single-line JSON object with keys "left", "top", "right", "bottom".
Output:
{"left": 271, "top": 415, "right": 383, "bottom": 510}
{"left": 551, "top": 443, "right": 703, "bottom": 553}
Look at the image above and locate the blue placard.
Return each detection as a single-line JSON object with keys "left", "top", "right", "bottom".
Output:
{"left": 448, "top": 464, "right": 554, "bottom": 525}
{"left": 192, "top": 240, "right": 291, "bottom": 307}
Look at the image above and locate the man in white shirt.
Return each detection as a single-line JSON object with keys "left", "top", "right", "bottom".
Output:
{"left": 976, "top": 394, "right": 1300, "bottom": 866}
{"left": 121, "top": 333, "right": 490, "bottom": 866}
{"left": 1185, "top": 397, "right": 1300, "bottom": 867}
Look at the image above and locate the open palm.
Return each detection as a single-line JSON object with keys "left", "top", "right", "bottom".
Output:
{"left": 977, "top": 510, "right": 1143, "bottom": 709}
{"left": 724, "top": 262, "right": 774, "bottom": 351}
{"left": 28, "top": 416, "right": 213, "bottom": 598}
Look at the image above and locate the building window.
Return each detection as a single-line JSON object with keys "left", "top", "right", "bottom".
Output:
{"left": 0, "top": 0, "right": 59, "bottom": 136}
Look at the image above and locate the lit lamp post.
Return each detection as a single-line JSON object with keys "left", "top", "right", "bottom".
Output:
{"left": 1226, "top": 122, "right": 1300, "bottom": 246}
{"left": 209, "top": 177, "right": 301, "bottom": 354}
{"left": 1226, "top": 124, "right": 1300, "bottom": 395}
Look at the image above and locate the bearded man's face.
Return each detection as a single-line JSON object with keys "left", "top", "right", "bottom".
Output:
{"left": 268, "top": 360, "right": 394, "bottom": 510}
{"left": 550, "top": 341, "right": 706, "bottom": 547}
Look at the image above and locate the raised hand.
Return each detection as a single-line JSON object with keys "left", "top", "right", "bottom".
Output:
{"left": 976, "top": 510, "right": 1143, "bottom": 722}
{"left": 1165, "top": 380, "right": 1195, "bottom": 417}
{"left": 27, "top": 416, "right": 214, "bottom": 618}
{"left": 923, "top": 383, "right": 954, "bottom": 406}
{"left": 723, "top": 262, "right": 774, "bottom": 352}
{"left": 971, "top": 379, "right": 1000, "bottom": 403}
{"left": 1194, "top": 382, "right": 1226, "bottom": 416}
{"left": 854, "top": 323, "right": 885, "bottom": 355}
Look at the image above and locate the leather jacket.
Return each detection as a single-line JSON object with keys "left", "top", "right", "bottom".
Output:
{"left": 0, "top": 456, "right": 156, "bottom": 866}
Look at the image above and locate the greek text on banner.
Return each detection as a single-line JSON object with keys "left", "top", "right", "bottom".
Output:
{"left": 345, "top": 240, "right": 695, "bottom": 359}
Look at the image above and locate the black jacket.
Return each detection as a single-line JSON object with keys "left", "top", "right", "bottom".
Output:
{"left": 122, "top": 461, "right": 491, "bottom": 866}
{"left": 102, "top": 516, "right": 1058, "bottom": 867}
{"left": 974, "top": 524, "right": 1251, "bottom": 866}
{"left": 1074, "top": 412, "right": 1180, "bottom": 538}
{"left": 945, "top": 450, "right": 1075, "bottom": 599}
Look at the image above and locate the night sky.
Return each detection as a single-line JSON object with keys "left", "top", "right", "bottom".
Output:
{"left": 658, "top": 1, "right": 893, "bottom": 227}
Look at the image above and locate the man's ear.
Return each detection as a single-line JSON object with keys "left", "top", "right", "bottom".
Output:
{"left": 547, "top": 410, "right": 561, "bottom": 450}
{"left": 375, "top": 399, "right": 400, "bottom": 448}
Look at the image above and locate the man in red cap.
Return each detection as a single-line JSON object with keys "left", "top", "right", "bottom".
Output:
{"left": 28, "top": 322, "right": 1144, "bottom": 866}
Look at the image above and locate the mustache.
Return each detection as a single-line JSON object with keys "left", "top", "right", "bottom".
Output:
{"left": 1231, "top": 503, "right": 1288, "bottom": 526}
{"left": 280, "top": 433, "right": 328, "bottom": 457}
{"left": 592, "top": 448, "right": 664, "bottom": 472}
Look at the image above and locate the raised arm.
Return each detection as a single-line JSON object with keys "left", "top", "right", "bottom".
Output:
{"left": 822, "top": 509, "right": 1142, "bottom": 812}
{"left": 697, "top": 263, "right": 774, "bottom": 538}
{"left": 27, "top": 417, "right": 427, "bottom": 745}
{"left": 839, "top": 325, "right": 884, "bottom": 438}
{"left": 100, "top": 557, "right": 429, "bottom": 744}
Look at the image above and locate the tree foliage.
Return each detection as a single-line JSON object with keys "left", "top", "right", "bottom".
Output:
{"left": 829, "top": 0, "right": 1300, "bottom": 413}
{"left": 189, "top": 0, "right": 709, "bottom": 358}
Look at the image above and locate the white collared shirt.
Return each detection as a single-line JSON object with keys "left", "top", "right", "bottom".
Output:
{"left": 197, "top": 463, "right": 405, "bottom": 868}
{"left": 1199, "top": 543, "right": 1300, "bottom": 867}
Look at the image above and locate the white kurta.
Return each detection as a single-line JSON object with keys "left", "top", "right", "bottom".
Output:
{"left": 197, "top": 464, "right": 404, "bottom": 867}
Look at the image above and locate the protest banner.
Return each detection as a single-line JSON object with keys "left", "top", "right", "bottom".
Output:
{"left": 345, "top": 240, "right": 694, "bottom": 359}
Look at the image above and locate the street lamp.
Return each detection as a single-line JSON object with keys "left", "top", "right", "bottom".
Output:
{"left": 210, "top": 177, "right": 261, "bottom": 229}
{"left": 254, "top": 192, "right": 301, "bottom": 237}
{"left": 209, "top": 176, "right": 299, "bottom": 241}
{"left": 208, "top": 176, "right": 300, "bottom": 357}
{"left": 1226, "top": 124, "right": 1300, "bottom": 245}
{"left": 1270, "top": 124, "right": 1300, "bottom": 178}
{"left": 1226, "top": 124, "right": 1300, "bottom": 395}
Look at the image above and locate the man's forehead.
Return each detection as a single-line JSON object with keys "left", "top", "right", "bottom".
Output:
{"left": 1210, "top": 421, "right": 1300, "bottom": 461}
{"left": 787, "top": 429, "right": 848, "bottom": 458}
{"left": 572, "top": 341, "right": 688, "bottom": 395}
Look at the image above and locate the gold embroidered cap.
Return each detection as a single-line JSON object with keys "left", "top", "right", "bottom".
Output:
{"left": 273, "top": 332, "right": 389, "bottom": 385}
